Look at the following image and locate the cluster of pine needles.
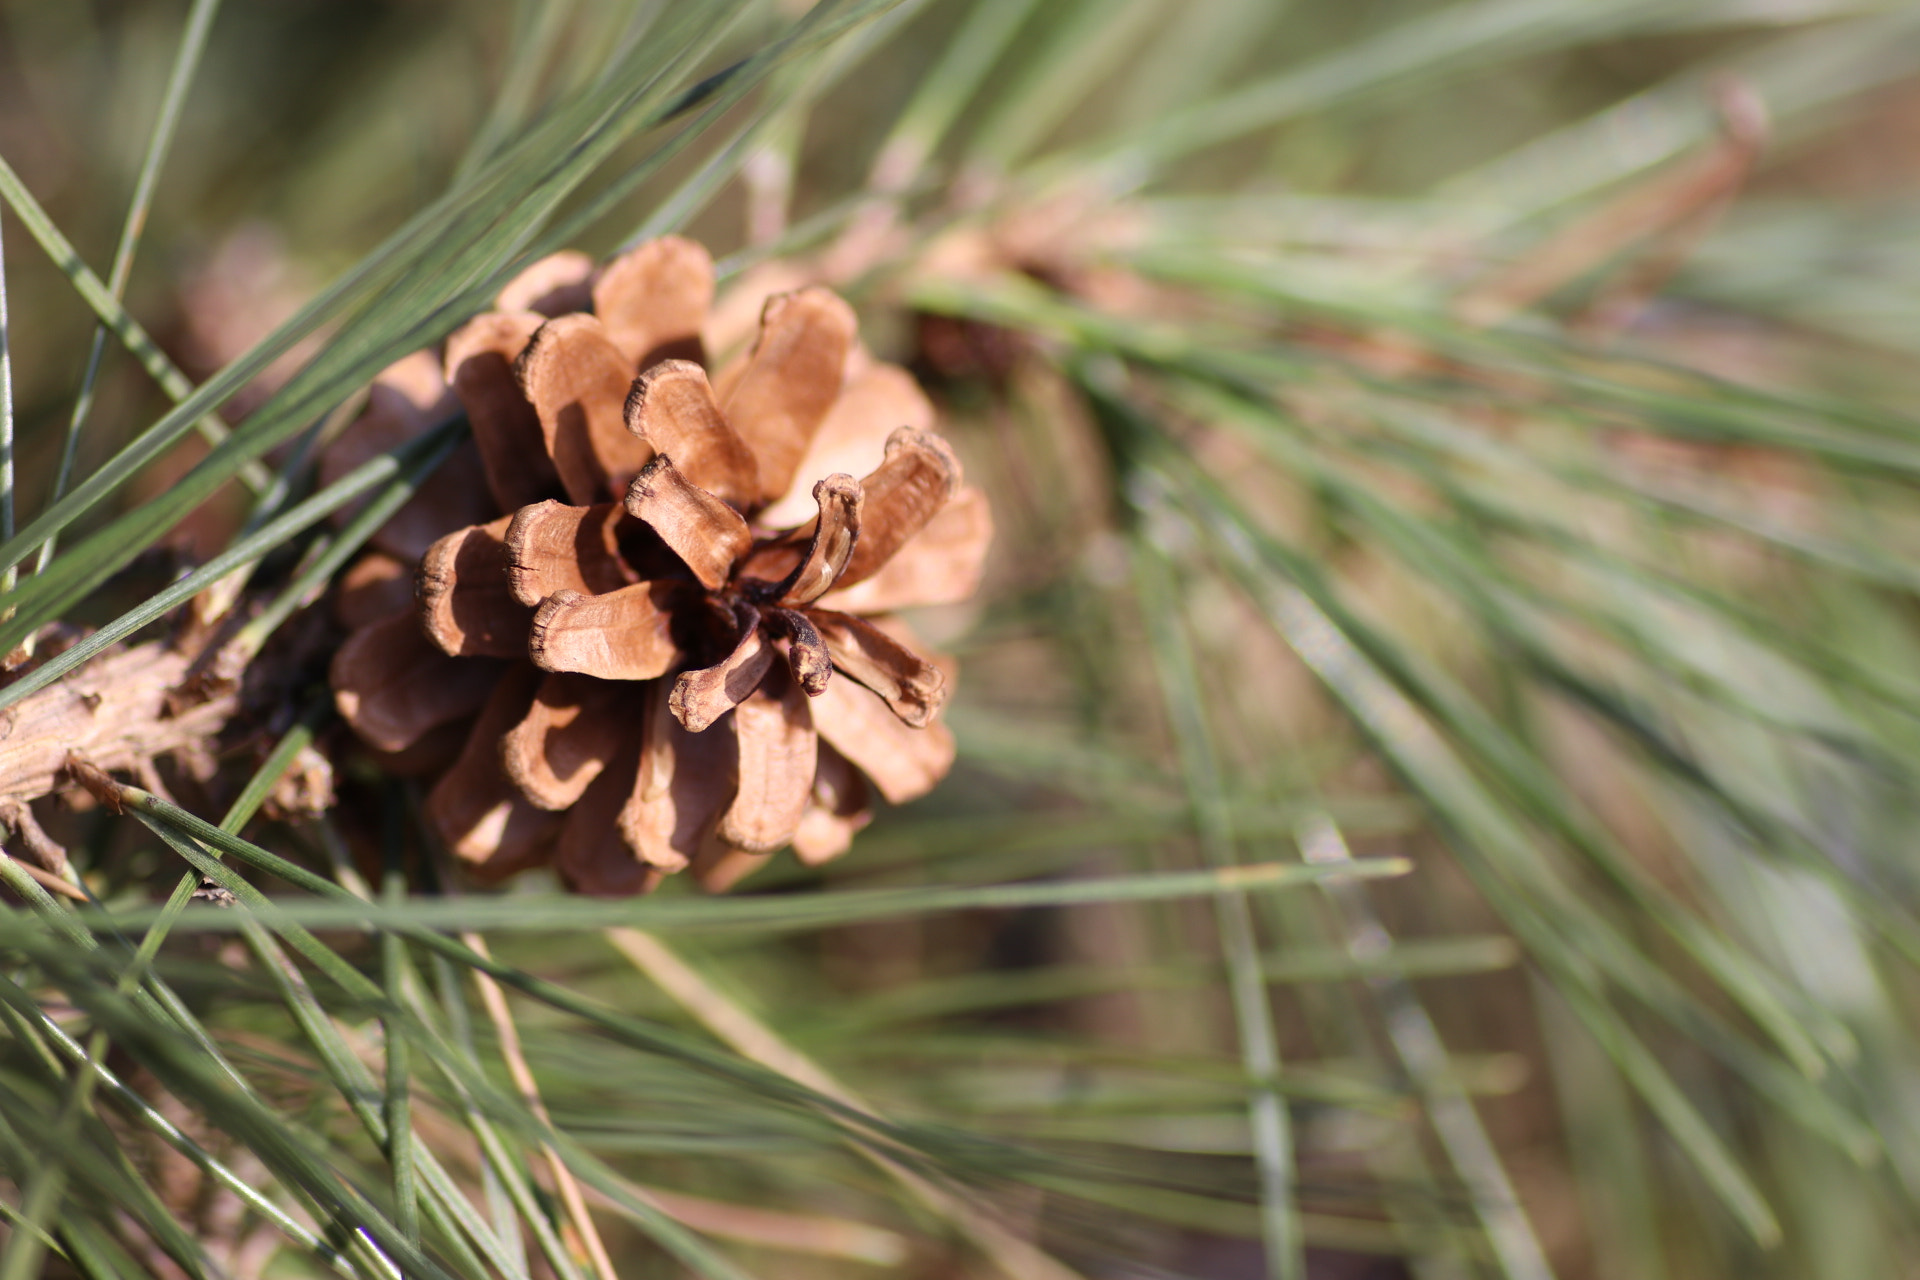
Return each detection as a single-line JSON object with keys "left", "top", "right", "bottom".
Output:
{"left": 2, "top": 1, "right": 1920, "bottom": 1277}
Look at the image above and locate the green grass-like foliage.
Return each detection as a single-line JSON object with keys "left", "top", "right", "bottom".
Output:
{"left": 1, "top": 0, "right": 1919, "bottom": 1276}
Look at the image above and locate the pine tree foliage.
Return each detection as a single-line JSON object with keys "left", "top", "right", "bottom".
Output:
{"left": 0, "top": 1, "right": 1918, "bottom": 1276}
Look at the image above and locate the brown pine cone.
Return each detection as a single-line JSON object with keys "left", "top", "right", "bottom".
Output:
{"left": 327, "top": 239, "right": 992, "bottom": 894}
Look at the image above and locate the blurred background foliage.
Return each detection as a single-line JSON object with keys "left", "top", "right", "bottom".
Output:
{"left": 2, "top": 0, "right": 1920, "bottom": 1277}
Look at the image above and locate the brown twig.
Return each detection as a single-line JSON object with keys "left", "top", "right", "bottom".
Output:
{"left": 1455, "top": 77, "right": 1768, "bottom": 330}
{"left": 461, "top": 932, "right": 619, "bottom": 1280}
{"left": 7, "top": 857, "right": 88, "bottom": 902}
{"left": 618, "top": 1183, "right": 908, "bottom": 1266}
{"left": 606, "top": 926, "right": 1088, "bottom": 1280}
{"left": 0, "top": 797, "right": 75, "bottom": 880}
{"left": 0, "top": 641, "right": 239, "bottom": 807}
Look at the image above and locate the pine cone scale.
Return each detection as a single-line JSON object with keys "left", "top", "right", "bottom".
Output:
{"left": 807, "top": 609, "right": 946, "bottom": 729}
{"left": 425, "top": 663, "right": 559, "bottom": 876}
{"left": 558, "top": 731, "right": 660, "bottom": 896}
{"left": 590, "top": 235, "right": 713, "bottom": 368}
{"left": 503, "top": 500, "right": 640, "bottom": 605}
{"left": 331, "top": 613, "right": 504, "bottom": 752}
{"left": 527, "top": 584, "right": 680, "bottom": 681}
{"left": 762, "top": 474, "right": 862, "bottom": 607}
{"left": 500, "top": 671, "right": 636, "bottom": 811}
{"left": 623, "top": 359, "right": 761, "bottom": 506}
{"left": 819, "top": 485, "right": 993, "bottom": 613}
{"left": 810, "top": 674, "right": 955, "bottom": 806}
{"left": 831, "top": 429, "right": 960, "bottom": 590}
{"left": 496, "top": 250, "right": 594, "bottom": 317}
{"left": 618, "top": 683, "right": 735, "bottom": 873}
{"left": 623, "top": 455, "right": 753, "bottom": 590}
{"left": 718, "top": 663, "right": 816, "bottom": 853}
{"left": 720, "top": 287, "right": 857, "bottom": 505}
{"left": 518, "top": 313, "right": 652, "bottom": 502}
{"left": 670, "top": 605, "right": 774, "bottom": 734}
{"left": 446, "top": 311, "right": 563, "bottom": 511}
{"left": 418, "top": 516, "right": 531, "bottom": 658}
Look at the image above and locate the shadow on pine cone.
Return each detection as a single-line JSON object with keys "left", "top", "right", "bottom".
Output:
{"left": 326, "top": 239, "right": 992, "bottom": 894}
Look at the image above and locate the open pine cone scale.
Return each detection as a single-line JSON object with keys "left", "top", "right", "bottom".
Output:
{"left": 329, "top": 238, "right": 991, "bottom": 893}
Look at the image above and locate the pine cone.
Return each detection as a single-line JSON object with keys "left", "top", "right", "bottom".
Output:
{"left": 328, "top": 240, "right": 992, "bottom": 893}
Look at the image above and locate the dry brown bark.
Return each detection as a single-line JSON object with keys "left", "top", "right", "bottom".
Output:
{"left": 0, "top": 642, "right": 235, "bottom": 808}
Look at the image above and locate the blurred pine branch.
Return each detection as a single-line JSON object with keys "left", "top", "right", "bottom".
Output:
{"left": 0, "top": 0, "right": 1917, "bottom": 1276}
